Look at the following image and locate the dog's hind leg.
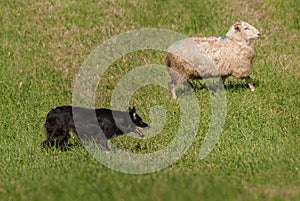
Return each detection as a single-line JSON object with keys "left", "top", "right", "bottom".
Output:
{"left": 56, "top": 132, "right": 71, "bottom": 149}
{"left": 43, "top": 126, "right": 70, "bottom": 149}
{"left": 42, "top": 127, "right": 57, "bottom": 148}
{"left": 41, "top": 139, "right": 51, "bottom": 148}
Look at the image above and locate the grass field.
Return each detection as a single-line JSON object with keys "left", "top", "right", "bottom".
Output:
{"left": 1, "top": 0, "right": 299, "bottom": 200}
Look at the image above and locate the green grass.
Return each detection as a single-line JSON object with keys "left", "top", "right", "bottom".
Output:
{"left": 1, "top": 0, "right": 299, "bottom": 200}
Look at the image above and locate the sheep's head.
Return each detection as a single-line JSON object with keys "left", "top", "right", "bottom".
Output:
{"left": 226, "top": 20, "right": 260, "bottom": 43}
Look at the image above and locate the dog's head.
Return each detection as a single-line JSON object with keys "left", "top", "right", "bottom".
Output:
{"left": 128, "top": 107, "right": 150, "bottom": 138}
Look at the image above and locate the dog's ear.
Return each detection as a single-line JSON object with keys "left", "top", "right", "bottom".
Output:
{"left": 130, "top": 107, "right": 137, "bottom": 120}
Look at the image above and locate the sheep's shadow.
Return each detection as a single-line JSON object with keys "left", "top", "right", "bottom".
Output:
{"left": 224, "top": 79, "right": 260, "bottom": 91}
{"left": 175, "top": 79, "right": 259, "bottom": 96}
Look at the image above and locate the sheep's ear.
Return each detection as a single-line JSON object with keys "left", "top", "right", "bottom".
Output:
{"left": 234, "top": 21, "right": 241, "bottom": 31}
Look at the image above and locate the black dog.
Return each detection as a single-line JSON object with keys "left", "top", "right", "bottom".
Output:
{"left": 42, "top": 106, "right": 149, "bottom": 151}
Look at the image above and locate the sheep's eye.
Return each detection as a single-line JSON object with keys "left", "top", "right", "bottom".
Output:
{"left": 244, "top": 27, "right": 249, "bottom": 30}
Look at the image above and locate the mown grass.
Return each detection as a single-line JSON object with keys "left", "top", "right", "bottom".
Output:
{"left": 0, "top": 0, "right": 299, "bottom": 200}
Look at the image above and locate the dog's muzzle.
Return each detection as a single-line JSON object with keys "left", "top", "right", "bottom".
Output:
{"left": 134, "top": 126, "right": 150, "bottom": 138}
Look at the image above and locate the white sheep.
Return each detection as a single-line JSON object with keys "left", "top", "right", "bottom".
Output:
{"left": 166, "top": 20, "right": 260, "bottom": 99}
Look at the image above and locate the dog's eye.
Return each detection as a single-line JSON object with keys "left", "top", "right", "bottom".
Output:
{"left": 133, "top": 113, "right": 137, "bottom": 120}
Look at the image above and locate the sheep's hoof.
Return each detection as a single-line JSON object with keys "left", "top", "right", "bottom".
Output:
{"left": 170, "top": 91, "right": 177, "bottom": 99}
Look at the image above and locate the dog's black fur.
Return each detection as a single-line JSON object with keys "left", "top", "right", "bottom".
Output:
{"left": 42, "top": 106, "right": 149, "bottom": 151}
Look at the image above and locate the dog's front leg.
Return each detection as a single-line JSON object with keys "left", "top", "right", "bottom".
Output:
{"left": 94, "top": 135, "right": 110, "bottom": 151}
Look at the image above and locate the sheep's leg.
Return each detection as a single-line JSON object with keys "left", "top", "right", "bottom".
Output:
{"left": 245, "top": 76, "right": 255, "bottom": 91}
{"left": 168, "top": 80, "right": 178, "bottom": 99}
{"left": 221, "top": 76, "right": 227, "bottom": 84}
{"left": 207, "top": 77, "right": 226, "bottom": 95}
{"left": 184, "top": 80, "right": 195, "bottom": 90}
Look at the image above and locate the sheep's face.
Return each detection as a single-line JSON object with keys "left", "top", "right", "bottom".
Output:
{"left": 227, "top": 20, "right": 260, "bottom": 42}
{"left": 239, "top": 21, "right": 260, "bottom": 41}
